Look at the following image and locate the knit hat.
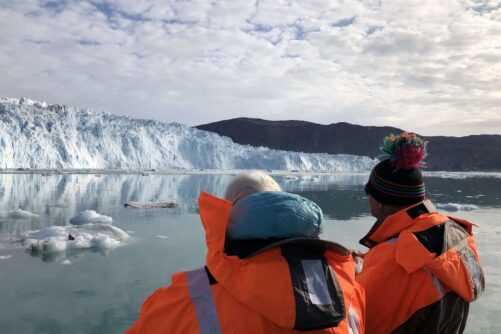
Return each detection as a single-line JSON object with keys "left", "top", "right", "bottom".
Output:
{"left": 365, "top": 132, "right": 428, "bottom": 206}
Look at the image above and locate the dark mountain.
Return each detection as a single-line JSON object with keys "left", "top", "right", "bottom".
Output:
{"left": 196, "top": 118, "right": 501, "bottom": 171}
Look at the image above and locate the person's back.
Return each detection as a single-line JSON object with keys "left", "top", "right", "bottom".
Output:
{"left": 357, "top": 133, "right": 485, "bottom": 334}
{"left": 127, "top": 172, "right": 365, "bottom": 333}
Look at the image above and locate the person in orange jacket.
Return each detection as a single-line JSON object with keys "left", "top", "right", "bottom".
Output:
{"left": 127, "top": 171, "right": 365, "bottom": 334}
{"left": 356, "top": 133, "right": 485, "bottom": 334}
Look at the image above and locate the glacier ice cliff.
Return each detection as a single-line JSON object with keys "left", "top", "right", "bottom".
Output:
{"left": 0, "top": 98, "right": 376, "bottom": 171}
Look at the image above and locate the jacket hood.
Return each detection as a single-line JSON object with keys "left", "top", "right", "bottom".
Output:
{"left": 227, "top": 191, "right": 323, "bottom": 240}
{"left": 361, "top": 199, "right": 485, "bottom": 302}
{"left": 198, "top": 191, "right": 354, "bottom": 330}
{"left": 359, "top": 200, "right": 443, "bottom": 248}
{"left": 421, "top": 217, "right": 485, "bottom": 302}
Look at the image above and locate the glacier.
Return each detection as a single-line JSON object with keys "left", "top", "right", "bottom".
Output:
{"left": 0, "top": 98, "right": 377, "bottom": 171}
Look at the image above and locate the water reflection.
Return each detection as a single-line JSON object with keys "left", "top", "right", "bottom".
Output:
{"left": 0, "top": 173, "right": 500, "bottom": 334}
{"left": 290, "top": 175, "right": 501, "bottom": 220}
{"left": 0, "top": 173, "right": 499, "bottom": 236}
{"left": 26, "top": 246, "right": 111, "bottom": 263}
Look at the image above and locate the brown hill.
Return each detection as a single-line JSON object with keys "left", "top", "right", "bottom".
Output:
{"left": 196, "top": 118, "right": 501, "bottom": 171}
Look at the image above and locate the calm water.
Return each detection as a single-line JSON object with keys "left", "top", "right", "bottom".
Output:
{"left": 0, "top": 173, "right": 500, "bottom": 333}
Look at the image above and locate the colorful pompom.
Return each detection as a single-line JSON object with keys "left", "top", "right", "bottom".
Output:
{"left": 379, "top": 132, "right": 428, "bottom": 170}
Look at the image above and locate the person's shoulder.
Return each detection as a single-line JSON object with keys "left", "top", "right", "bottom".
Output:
{"left": 127, "top": 271, "right": 196, "bottom": 333}
{"left": 141, "top": 271, "right": 192, "bottom": 311}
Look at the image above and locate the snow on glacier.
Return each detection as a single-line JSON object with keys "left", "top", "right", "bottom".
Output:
{"left": 0, "top": 98, "right": 377, "bottom": 171}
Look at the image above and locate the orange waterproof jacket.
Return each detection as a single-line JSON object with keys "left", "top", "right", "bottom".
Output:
{"left": 127, "top": 192, "right": 365, "bottom": 334}
{"left": 357, "top": 200, "right": 485, "bottom": 334}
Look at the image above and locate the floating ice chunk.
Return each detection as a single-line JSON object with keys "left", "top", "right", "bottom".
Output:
{"left": 123, "top": 202, "right": 178, "bottom": 209}
{"left": 61, "top": 259, "right": 72, "bottom": 265}
{"left": 437, "top": 203, "right": 479, "bottom": 212}
{"left": 0, "top": 255, "right": 12, "bottom": 260}
{"left": 0, "top": 209, "right": 39, "bottom": 219}
{"left": 21, "top": 223, "right": 128, "bottom": 254}
{"left": 284, "top": 176, "right": 300, "bottom": 181}
{"left": 424, "top": 172, "right": 501, "bottom": 179}
{"left": 156, "top": 235, "right": 169, "bottom": 239}
{"left": 9, "top": 209, "right": 39, "bottom": 219}
{"left": 300, "top": 175, "right": 320, "bottom": 182}
{"left": 70, "top": 210, "right": 112, "bottom": 225}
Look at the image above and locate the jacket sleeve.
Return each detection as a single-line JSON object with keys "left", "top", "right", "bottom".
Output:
{"left": 125, "top": 272, "right": 200, "bottom": 334}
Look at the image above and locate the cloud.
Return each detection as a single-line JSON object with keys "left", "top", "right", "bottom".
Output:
{"left": 0, "top": 0, "right": 500, "bottom": 136}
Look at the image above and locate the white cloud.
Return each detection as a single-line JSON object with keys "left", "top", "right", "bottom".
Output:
{"left": 0, "top": 0, "right": 500, "bottom": 136}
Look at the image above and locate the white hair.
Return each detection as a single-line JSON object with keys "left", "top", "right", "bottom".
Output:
{"left": 225, "top": 171, "right": 282, "bottom": 203}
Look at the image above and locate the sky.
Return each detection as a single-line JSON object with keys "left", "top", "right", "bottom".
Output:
{"left": 1, "top": 0, "right": 500, "bottom": 136}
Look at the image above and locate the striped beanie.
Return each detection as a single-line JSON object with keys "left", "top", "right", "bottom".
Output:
{"left": 365, "top": 132, "right": 428, "bottom": 206}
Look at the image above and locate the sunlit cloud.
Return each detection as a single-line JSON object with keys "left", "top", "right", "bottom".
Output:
{"left": 0, "top": 0, "right": 500, "bottom": 135}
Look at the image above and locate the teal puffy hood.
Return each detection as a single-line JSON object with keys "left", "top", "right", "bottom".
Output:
{"left": 227, "top": 191, "right": 324, "bottom": 240}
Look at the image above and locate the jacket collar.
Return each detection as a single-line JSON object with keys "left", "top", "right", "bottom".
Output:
{"left": 360, "top": 199, "right": 442, "bottom": 248}
{"left": 198, "top": 191, "right": 233, "bottom": 265}
{"left": 198, "top": 191, "right": 350, "bottom": 261}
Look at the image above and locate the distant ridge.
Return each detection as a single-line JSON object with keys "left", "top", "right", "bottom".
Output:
{"left": 196, "top": 118, "right": 501, "bottom": 171}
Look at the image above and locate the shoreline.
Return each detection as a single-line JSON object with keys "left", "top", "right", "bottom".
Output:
{"left": 0, "top": 168, "right": 370, "bottom": 176}
{"left": 0, "top": 168, "right": 500, "bottom": 179}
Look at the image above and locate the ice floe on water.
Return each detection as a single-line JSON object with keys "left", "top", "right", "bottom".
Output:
{"left": 21, "top": 223, "right": 128, "bottom": 255}
{"left": 0, "top": 255, "right": 12, "bottom": 260}
{"left": 437, "top": 203, "right": 479, "bottom": 212}
{"left": 123, "top": 202, "right": 178, "bottom": 209}
{"left": 0, "top": 209, "right": 39, "bottom": 220}
{"left": 156, "top": 235, "right": 169, "bottom": 239}
{"left": 424, "top": 171, "right": 501, "bottom": 179}
{"left": 69, "top": 210, "right": 112, "bottom": 225}
{"left": 300, "top": 175, "right": 320, "bottom": 182}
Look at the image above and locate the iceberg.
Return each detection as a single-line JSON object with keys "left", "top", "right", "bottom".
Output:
{"left": 69, "top": 210, "right": 113, "bottom": 225}
{"left": 0, "top": 98, "right": 377, "bottom": 171}
{"left": 300, "top": 175, "right": 320, "bottom": 182}
{"left": 0, "top": 209, "right": 39, "bottom": 219}
{"left": 21, "top": 223, "right": 128, "bottom": 254}
{"left": 437, "top": 203, "right": 479, "bottom": 212}
{"left": 123, "top": 202, "right": 178, "bottom": 209}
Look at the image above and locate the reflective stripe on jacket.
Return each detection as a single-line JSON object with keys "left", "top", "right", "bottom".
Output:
{"left": 127, "top": 192, "right": 365, "bottom": 334}
{"left": 356, "top": 199, "right": 485, "bottom": 334}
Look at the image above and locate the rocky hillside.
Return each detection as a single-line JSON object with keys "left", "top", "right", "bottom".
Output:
{"left": 197, "top": 118, "right": 501, "bottom": 171}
